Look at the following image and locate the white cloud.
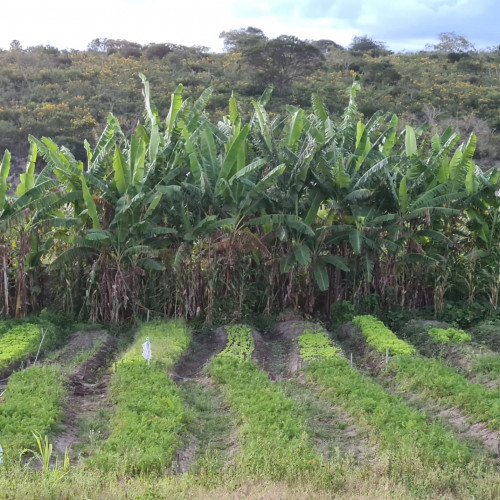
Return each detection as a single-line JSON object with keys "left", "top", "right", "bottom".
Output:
{"left": 0, "top": 0, "right": 497, "bottom": 52}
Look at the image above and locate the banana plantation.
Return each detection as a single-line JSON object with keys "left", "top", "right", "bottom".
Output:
{"left": 0, "top": 76, "right": 498, "bottom": 324}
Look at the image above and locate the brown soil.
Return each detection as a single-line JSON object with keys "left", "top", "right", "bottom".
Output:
{"left": 53, "top": 374, "right": 111, "bottom": 459}
{"left": 336, "top": 322, "right": 387, "bottom": 372}
{"left": 438, "top": 407, "right": 500, "bottom": 455}
{"left": 53, "top": 332, "right": 116, "bottom": 459}
{"left": 173, "top": 328, "right": 228, "bottom": 379}
{"left": 0, "top": 358, "right": 26, "bottom": 380}
{"left": 256, "top": 321, "right": 323, "bottom": 380}
{"left": 55, "top": 329, "right": 113, "bottom": 367}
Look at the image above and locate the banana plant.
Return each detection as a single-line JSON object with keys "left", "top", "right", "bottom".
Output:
{"left": 0, "top": 150, "right": 10, "bottom": 214}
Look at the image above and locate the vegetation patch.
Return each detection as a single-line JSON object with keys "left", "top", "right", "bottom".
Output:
{"left": 0, "top": 320, "right": 62, "bottom": 375}
{"left": 389, "top": 356, "right": 500, "bottom": 430}
{"left": 0, "top": 366, "right": 65, "bottom": 461}
{"left": 89, "top": 321, "right": 190, "bottom": 475}
{"left": 218, "top": 324, "right": 254, "bottom": 360}
{"left": 428, "top": 327, "right": 471, "bottom": 344}
{"left": 210, "top": 328, "right": 346, "bottom": 487}
{"left": 352, "top": 315, "right": 416, "bottom": 355}
{"left": 297, "top": 329, "right": 342, "bottom": 361}
{"left": 293, "top": 327, "right": 500, "bottom": 496}
{"left": 471, "top": 355, "right": 500, "bottom": 380}
{"left": 471, "top": 321, "right": 500, "bottom": 352}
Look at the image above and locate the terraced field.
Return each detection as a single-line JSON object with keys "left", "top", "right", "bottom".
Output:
{"left": 0, "top": 316, "right": 499, "bottom": 499}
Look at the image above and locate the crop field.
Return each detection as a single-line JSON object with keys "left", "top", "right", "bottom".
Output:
{"left": 0, "top": 316, "right": 499, "bottom": 499}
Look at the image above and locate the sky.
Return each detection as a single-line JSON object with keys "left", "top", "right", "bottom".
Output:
{"left": 1, "top": 0, "right": 498, "bottom": 53}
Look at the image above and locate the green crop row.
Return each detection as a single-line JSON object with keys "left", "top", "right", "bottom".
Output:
{"left": 389, "top": 356, "right": 500, "bottom": 430}
{"left": 0, "top": 324, "right": 45, "bottom": 373}
{"left": 294, "top": 327, "right": 497, "bottom": 496}
{"left": 90, "top": 321, "right": 190, "bottom": 475}
{"left": 210, "top": 327, "right": 355, "bottom": 487}
{"left": 428, "top": 327, "right": 471, "bottom": 344}
{"left": 218, "top": 324, "right": 254, "bottom": 360}
{"left": 352, "top": 315, "right": 416, "bottom": 355}
{"left": 210, "top": 354, "right": 325, "bottom": 482}
{"left": 0, "top": 366, "right": 65, "bottom": 460}
{"left": 0, "top": 320, "right": 64, "bottom": 374}
{"left": 297, "top": 329, "right": 342, "bottom": 361}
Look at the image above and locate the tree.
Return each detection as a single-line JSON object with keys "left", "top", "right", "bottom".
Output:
{"left": 86, "top": 38, "right": 143, "bottom": 57}
{"left": 427, "top": 32, "right": 476, "bottom": 54}
{"left": 9, "top": 40, "right": 22, "bottom": 51}
{"left": 311, "top": 39, "right": 344, "bottom": 55}
{"left": 219, "top": 27, "right": 267, "bottom": 52}
{"left": 144, "top": 43, "right": 175, "bottom": 60}
{"left": 349, "top": 35, "right": 390, "bottom": 57}
{"left": 243, "top": 35, "right": 324, "bottom": 95}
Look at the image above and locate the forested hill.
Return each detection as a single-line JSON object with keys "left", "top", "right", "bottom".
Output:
{"left": 1, "top": 31, "right": 500, "bottom": 175}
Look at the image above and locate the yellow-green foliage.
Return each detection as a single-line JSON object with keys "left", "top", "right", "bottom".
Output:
{"left": 0, "top": 320, "right": 63, "bottom": 373}
{"left": 121, "top": 320, "right": 191, "bottom": 370}
{"left": 352, "top": 315, "right": 416, "bottom": 355}
{"left": 0, "top": 366, "right": 65, "bottom": 459}
{"left": 297, "top": 330, "right": 342, "bottom": 361}
{"left": 428, "top": 327, "right": 471, "bottom": 344}
{"left": 218, "top": 324, "right": 254, "bottom": 360}
{"left": 91, "top": 321, "right": 190, "bottom": 474}
{"left": 0, "top": 323, "right": 44, "bottom": 372}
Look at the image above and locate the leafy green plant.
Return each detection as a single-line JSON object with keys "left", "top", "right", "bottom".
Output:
{"left": 0, "top": 366, "right": 65, "bottom": 461}
{"left": 428, "top": 327, "right": 471, "bottom": 344}
{"left": 29, "top": 432, "right": 53, "bottom": 471}
{"left": 352, "top": 315, "right": 416, "bottom": 355}
{"left": 297, "top": 329, "right": 342, "bottom": 361}
{"left": 90, "top": 321, "right": 190, "bottom": 474}
{"left": 0, "top": 319, "right": 65, "bottom": 374}
{"left": 218, "top": 324, "right": 254, "bottom": 360}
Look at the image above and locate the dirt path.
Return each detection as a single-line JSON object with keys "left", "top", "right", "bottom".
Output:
{"left": 255, "top": 321, "right": 321, "bottom": 379}
{"left": 173, "top": 329, "right": 228, "bottom": 379}
{"left": 175, "top": 377, "right": 233, "bottom": 474}
{"left": 53, "top": 332, "right": 116, "bottom": 460}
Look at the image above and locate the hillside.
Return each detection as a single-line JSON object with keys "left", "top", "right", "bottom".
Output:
{"left": 1, "top": 33, "right": 500, "bottom": 170}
